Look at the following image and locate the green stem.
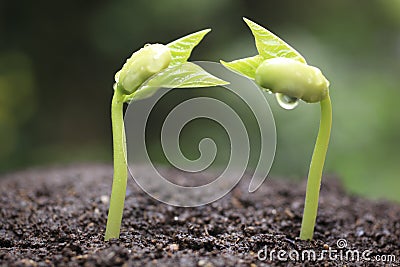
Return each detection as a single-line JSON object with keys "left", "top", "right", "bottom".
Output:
{"left": 105, "top": 89, "right": 127, "bottom": 240}
{"left": 300, "top": 95, "right": 332, "bottom": 240}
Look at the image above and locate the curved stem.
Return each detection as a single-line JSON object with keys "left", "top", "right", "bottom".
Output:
{"left": 300, "top": 95, "right": 332, "bottom": 240}
{"left": 105, "top": 89, "right": 127, "bottom": 240}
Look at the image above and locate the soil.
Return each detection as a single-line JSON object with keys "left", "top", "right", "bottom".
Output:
{"left": 0, "top": 164, "right": 399, "bottom": 267}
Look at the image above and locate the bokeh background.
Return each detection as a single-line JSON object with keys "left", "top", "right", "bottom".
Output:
{"left": 1, "top": 0, "right": 399, "bottom": 201}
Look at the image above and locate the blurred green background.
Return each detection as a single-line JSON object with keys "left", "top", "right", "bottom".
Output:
{"left": 1, "top": 0, "right": 399, "bottom": 201}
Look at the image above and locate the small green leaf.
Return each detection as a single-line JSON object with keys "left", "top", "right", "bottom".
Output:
{"left": 243, "top": 17, "right": 306, "bottom": 63}
{"left": 124, "top": 62, "right": 229, "bottom": 102}
{"left": 220, "top": 55, "right": 264, "bottom": 80}
{"left": 167, "top": 29, "right": 211, "bottom": 66}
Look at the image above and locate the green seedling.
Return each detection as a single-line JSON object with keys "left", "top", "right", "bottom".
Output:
{"left": 105, "top": 29, "right": 228, "bottom": 241}
{"left": 221, "top": 18, "right": 332, "bottom": 240}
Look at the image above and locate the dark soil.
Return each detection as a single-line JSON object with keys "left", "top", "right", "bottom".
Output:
{"left": 0, "top": 164, "right": 399, "bottom": 266}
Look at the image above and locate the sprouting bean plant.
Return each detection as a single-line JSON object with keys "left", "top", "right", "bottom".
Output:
{"left": 105, "top": 29, "right": 228, "bottom": 241}
{"left": 221, "top": 18, "right": 332, "bottom": 240}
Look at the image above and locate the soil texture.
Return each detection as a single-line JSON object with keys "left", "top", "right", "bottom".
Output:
{"left": 0, "top": 164, "right": 399, "bottom": 266}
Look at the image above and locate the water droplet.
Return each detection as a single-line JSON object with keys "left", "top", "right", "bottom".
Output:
{"left": 276, "top": 93, "right": 299, "bottom": 110}
{"left": 263, "top": 89, "right": 272, "bottom": 95}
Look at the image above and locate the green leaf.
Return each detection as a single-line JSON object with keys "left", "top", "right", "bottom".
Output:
{"left": 243, "top": 17, "right": 306, "bottom": 63}
{"left": 167, "top": 29, "right": 211, "bottom": 66}
{"left": 124, "top": 62, "right": 229, "bottom": 102}
{"left": 220, "top": 55, "right": 264, "bottom": 80}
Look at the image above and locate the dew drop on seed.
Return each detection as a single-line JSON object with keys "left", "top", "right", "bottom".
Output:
{"left": 276, "top": 93, "right": 299, "bottom": 110}
{"left": 262, "top": 88, "right": 273, "bottom": 95}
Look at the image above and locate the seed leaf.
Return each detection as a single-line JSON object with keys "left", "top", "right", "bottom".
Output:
{"left": 167, "top": 29, "right": 211, "bottom": 66}
{"left": 243, "top": 17, "right": 306, "bottom": 63}
{"left": 124, "top": 62, "right": 229, "bottom": 102}
{"left": 220, "top": 55, "right": 264, "bottom": 80}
